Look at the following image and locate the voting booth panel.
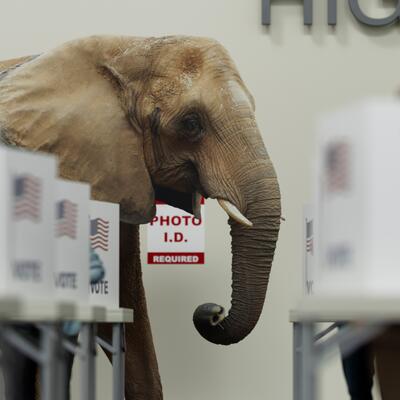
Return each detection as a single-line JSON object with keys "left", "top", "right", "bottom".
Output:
{"left": 89, "top": 200, "right": 120, "bottom": 308}
{"left": 303, "top": 205, "right": 315, "bottom": 296}
{"left": 55, "top": 179, "right": 90, "bottom": 302}
{"left": 315, "top": 98, "right": 400, "bottom": 296}
{"left": 0, "top": 147, "right": 57, "bottom": 299}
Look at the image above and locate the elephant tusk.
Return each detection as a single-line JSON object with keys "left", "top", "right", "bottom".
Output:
{"left": 217, "top": 199, "right": 253, "bottom": 227}
{"left": 192, "top": 192, "right": 202, "bottom": 220}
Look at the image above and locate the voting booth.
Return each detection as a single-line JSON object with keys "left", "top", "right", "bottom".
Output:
{"left": 0, "top": 147, "right": 57, "bottom": 299}
{"left": 54, "top": 179, "right": 90, "bottom": 302}
{"left": 0, "top": 144, "right": 122, "bottom": 307}
{"left": 292, "top": 99, "right": 400, "bottom": 400}
{"left": 0, "top": 145, "right": 130, "bottom": 400}
{"left": 89, "top": 200, "right": 120, "bottom": 308}
{"left": 315, "top": 98, "right": 400, "bottom": 296}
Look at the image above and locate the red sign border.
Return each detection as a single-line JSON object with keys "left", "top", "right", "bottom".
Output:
{"left": 148, "top": 252, "right": 205, "bottom": 265}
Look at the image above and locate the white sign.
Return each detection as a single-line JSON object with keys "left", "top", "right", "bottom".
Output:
{"left": 54, "top": 179, "right": 90, "bottom": 303}
{"left": 89, "top": 200, "right": 119, "bottom": 308}
{"left": 0, "top": 147, "right": 57, "bottom": 299}
{"left": 147, "top": 200, "right": 205, "bottom": 265}
{"left": 315, "top": 98, "right": 400, "bottom": 296}
{"left": 303, "top": 205, "right": 315, "bottom": 295}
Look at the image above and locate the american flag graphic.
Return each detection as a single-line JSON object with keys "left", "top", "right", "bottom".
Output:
{"left": 56, "top": 200, "right": 78, "bottom": 239}
{"left": 13, "top": 175, "right": 42, "bottom": 222}
{"left": 90, "top": 218, "right": 109, "bottom": 251}
{"left": 326, "top": 141, "right": 350, "bottom": 193}
{"left": 306, "top": 220, "right": 313, "bottom": 255}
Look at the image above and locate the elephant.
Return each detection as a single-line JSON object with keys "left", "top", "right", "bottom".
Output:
{"left": 0, "top": 35, "right": 281, "bottom": 399}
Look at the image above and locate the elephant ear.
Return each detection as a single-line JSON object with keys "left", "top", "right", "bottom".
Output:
{"left": 0, "top": 37, "right": 156, "bottom": 224}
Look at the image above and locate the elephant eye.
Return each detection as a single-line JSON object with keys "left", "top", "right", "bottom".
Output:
{"left": 180, "top": 113, "right": 204, "bottom": 142}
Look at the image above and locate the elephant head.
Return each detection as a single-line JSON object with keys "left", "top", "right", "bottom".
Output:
{"left": 0, "top": 35, "right": 281, "bottom": 345}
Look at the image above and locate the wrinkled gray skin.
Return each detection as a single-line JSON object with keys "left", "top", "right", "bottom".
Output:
{"left": 0, "top": 36, "right": 281, "bottom": 400}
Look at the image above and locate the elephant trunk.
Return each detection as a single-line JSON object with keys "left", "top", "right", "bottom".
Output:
{"left": 193, "top": 161, "right": 281, "bottom": 345}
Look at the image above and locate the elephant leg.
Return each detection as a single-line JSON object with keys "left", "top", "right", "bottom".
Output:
{"left": 97, "top": 222, "right": 162, "bottom": 400}
{"left": 0, "top": 324, "right": 39, "bottom": 400}
{"left": 374, "top": 326, "right": 400, "bottom": 400}
{"left": 123, "top": 312, "right": 162, "bottom": 400}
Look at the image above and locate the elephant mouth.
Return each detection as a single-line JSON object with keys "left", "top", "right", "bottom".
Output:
{"left": 154, "top": 185, "right": 198, "bottom": 215}
{"left": 153, "top": 162, "right": 252, "bottom": 227}
{"left": 152, "top": 160, "right": 206, "bottom": 217}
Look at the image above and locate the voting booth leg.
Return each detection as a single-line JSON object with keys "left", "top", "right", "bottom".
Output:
{"left": 302, "top": 323, "right": 316, "bottom": 400}
{"left": 294, "top": 323, "right": 316, "bottom": 400}
{"left": 40, "top": 324, "right": 57, "bottom": 400}
{"left": 112, "top": 323, "right": 126, "bottom": 400}
{"left": 81, "top": 323, "right": 96, "bottom": 400}
{"left": 56, "top": 332, "right": 75, "bottom": 400}
{"left": 293, "top": 322, "right": 302, "bottom": 400}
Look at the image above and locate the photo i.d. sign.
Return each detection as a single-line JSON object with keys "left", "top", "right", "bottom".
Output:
{"left": 147, "top": 199, "right": 205, "bottom": 265}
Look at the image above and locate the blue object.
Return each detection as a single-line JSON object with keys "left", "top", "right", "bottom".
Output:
{"left": 62, "top": 248, "right": 106, "bottom": 336}
{"left": 90, "top": 249, "right": 106, "bottom": 283}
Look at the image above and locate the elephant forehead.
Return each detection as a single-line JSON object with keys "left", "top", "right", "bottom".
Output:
{"left": 179, "top": 47, "right": 203, "bottom": 75}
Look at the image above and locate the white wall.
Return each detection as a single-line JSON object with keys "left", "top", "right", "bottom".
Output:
{"left": 1, "top": 1, "right": 399, "bottom": 399}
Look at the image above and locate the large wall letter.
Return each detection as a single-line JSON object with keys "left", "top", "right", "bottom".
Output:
{"left": 349, "top": 0, "right": 400, "bottom": 27}
{"left": 262, "top": 0, "right": 313, "bottom": 25}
